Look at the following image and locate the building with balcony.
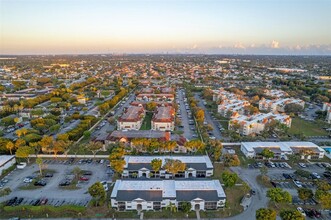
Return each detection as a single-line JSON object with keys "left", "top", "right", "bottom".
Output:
{"left": 122, "top": 155, "right": 213, "bottom": 179}
{"left": 117, "top": 106, "right": 145, "bottom": 130}
{"left": 152, "top": 106, "right": 175, "bottom": 131}
{"left": 111, "top": 179, "right": 226, "bottom": 211}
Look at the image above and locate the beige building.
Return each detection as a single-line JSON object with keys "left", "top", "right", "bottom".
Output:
{"left": 152, "top": 106, "right": 175, "bottom": 131}
{"left": 117, "top": 106, "right": 145, "bottom": 130}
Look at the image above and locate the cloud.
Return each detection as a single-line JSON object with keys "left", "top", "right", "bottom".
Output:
{"left": 271, "top": 40, "right": 280, "bottom": 49}
{"left": 234, "top": 42, "right": 245, "bottom": 49}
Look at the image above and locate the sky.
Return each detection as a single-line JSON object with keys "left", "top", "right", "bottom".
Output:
{"left": 1, "top": 0, "right": 331, "bottom": 55}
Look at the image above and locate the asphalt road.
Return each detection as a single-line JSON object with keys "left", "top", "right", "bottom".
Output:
{"left": 176, "top": 89, "right": 196, "bottom": 140}
{"left": 194, "top": 93, "right": 223, "bottom": 140}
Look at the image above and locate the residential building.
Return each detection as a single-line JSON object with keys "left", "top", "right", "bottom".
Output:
{"left": 264, "top": 89, "right": 288, "bottom": 98}
{"left": 241, "top": 142, "right": 325, "bottom": 160}
{"left": 122, "top": 155, "right": 213, "bottom": 178}
{"left": 259, "top": 98, "right": 305, "bottom": 113}
{"left": 106, "top": 130, "right": 171, "bottom": 144}
{"left": 136, "top": 93, "right": 174, "bottom": 102}
{"left": 117, "top": 106, "right": 145, "bottom": 130}
{"left": 229, "top": 112, "right": 292, "bottom": 135}
{"left": 152, "top": 106, "right": 175, "bottom": 131}
{"left": 218, "top": 99, "right": 250, "bottom": 118}
{"left": 111, "top": 179, "right": 226, "bottom": 211}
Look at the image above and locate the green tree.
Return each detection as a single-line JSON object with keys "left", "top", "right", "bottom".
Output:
{"left": 297, "top": 188, "right": 313, "bottom": 202}
{"left": 163, "top": 159, "right": 186, "bottom": 178}
{"left": 151, "top": 158, "right": 162, "bottom": 175}
{"left": 87, "top": 141, "right": 103, "bottom": 158}
{"left": 88, "top": 182, "right": 106, "bottom": 206}
{"left": 109, "top": 147, "right": 126, "bottom": 174}
{"left": 184, "top": 140, "right": 205, "bottom": 152}
{"left": 260, "top": 148, "right": 274, "bottom": 160}
{"left": 315, "top": 190, "right": 331, "bottom": 209}
{"left": 180, "top": 201, "right": 192, "bottom": 213}
{"left": 146, "top": 102, "right": 157, "bottom": 111}
{"left": 6, "top": 141, "right": 15, "bottom": 155}
{"left": 166, "top": 202, "right": 177, "bottom": 213}
{"left": 280, "top": 209, "right": 304, "bottom": 220}
{"left": 221, "top": 171, "right": 238, "bottom": 187}
{"left": 15, "top": 146, "right": 33, "bottom": 163}
{"left": 266, "top": 188, "right": 292, "bottom": 203}
{"left": 223, "top": 154, "right": 241, "bottom": 167}
{"left": 36, "top": 157, "right": 43, "bottom": 176}
{"left": 72, "top": 166, "right": 81, "bottom": 180}
{"left": 284, "top": 103, "right": 304, "bottom": 115}
{"left": 256, "top": 208, "right": 277, "bottom": 220}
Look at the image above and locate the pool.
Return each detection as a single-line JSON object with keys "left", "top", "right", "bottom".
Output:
{"left": 323, "top": 147, "right": 331, "bottom": 153}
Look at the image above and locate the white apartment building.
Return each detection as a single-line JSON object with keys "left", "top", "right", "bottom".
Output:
{"left": 117, "top": 106, "right": 145, "bottom": 130}
{"left": 122, "top": 155, "right": 213, "bottom": 179}
{"left": 259, "top": 98, "right": 305, "bottom": 113}
{"left": 151, "top": 106, "right": 175, "bottom": 131}
{"left": 229, "top": 112, "right": 292, "bottom": 135}
{"left": 264, "top": 89, "right": 288, "bottom": 98}
{"left": 218, "top": 99, "right": 251, "bottom": 118}
{"left": 241, "top": 142, "right": 325, "bottom": 160}
{"left": 322, "top": 102, "right": 331, "bottom": 123}
{"left": 212, "top": 88, "right": 240, "bottom": 102}
{"left": 111, "top": 180, "right": 226, "bottom": 211}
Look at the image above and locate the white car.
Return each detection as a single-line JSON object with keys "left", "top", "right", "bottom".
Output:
{"left": 297, "top": 207, "right": 306, "bottom": 216}
{"left": 23, "top": 177, "right": 33, "bottom": 183}
{"left": 298, "top": 163, "right": 306, "bottom": 168}
{"left": 293, "top": 180, "right": 303, "bottom": 188}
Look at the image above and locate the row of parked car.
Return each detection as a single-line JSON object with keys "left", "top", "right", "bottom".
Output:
{"left": 298, "top": 162, "right": 331, "bottom": 168}
{"left": 265, "top": 161, "right": 291, "bottom": 169}
{"left": 6, "top": 197, "right": 49, "bottom": 207}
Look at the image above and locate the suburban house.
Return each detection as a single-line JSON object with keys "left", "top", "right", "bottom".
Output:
{"left": 151, "top": 106, "right": 175, "bottom": 131}
{"left": 229, "top": 112, "right": 292, "bottom": 135}
{"left": 240, "top": 142, "right": 325, "bottom": 159}
{"left": 111, "top": 179, "right": 226, "bottom": 211}
{"left": 259, "top": 98, "right": 305, "bottom": 113}
{"left": 1, "top": 93, "right": 37, "bottom": 101}
{"left": 122, "top": 155, "right": 213, "bottom": 178}
{"left": 117, "top": 106, "right": 145, "bottom": 130}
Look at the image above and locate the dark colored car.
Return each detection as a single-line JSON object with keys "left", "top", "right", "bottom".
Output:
{"left": 6, "top": 197, "right": 18, "bottom": 206}
{"left": 83, "top": 171, "right": 92, "bottom": 175}
{"left": 250, "top": 189, "right": 256, "bottom": 195}
{"left": 270, "top": 181, "right": 277, "bottom": 188}
{"left": 44, "top": 173, "right": 53, "bottom": 178}
{"left": 59, "top": 180, "right": 71, "bottom": 186}
{"left": 34, "top": 180, "right": 47, "bottom": 186}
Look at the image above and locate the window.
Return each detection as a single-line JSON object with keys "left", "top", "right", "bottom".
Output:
{"left": 205, "top": 202, "right": 217, "bottom": 210}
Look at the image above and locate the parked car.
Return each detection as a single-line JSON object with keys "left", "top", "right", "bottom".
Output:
{"left": 34, "top": 180, "right": 47, "bottom": 186}
{"left": 83, "top": 171, "right": 92, "bottom": 175}
{"left": 40, "top": 198, "right": 48, "bottom": 205}
{"left": 293, "top": 180, "right": 303, "bottom": 188}
{"left": 311, "top": 172, "right": 321, "bottom": 179}
{"left": 44, "top": 173, "right": 53, "bottom": 178}
{"left": 297, "top": 207, "right": 306, "bottom": 216}
{"left": 23, "top": 177, "right": 33, "bottom": 183}
{"left": 79, "top": 176, "right": 89, "bottom": 181}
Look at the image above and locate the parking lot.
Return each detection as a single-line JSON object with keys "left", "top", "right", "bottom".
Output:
{"left": 0, "top": 158, "right": 113, "bottom": 207}
{"left": 176, "top": 88, "right": 197, "bottom": 140}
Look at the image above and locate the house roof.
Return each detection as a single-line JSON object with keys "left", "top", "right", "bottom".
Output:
{"left": 111, "top": 180, "right": 226, "bottom": 201}
{"left": 107, "top": 130, "right": 170, "bottom": 142}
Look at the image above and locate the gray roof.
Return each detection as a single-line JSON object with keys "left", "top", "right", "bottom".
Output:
{"left": 176, "top": 190, "right": 221, "bottom": 201}
{"left": 127, "top": 163, "right": 152, "bottom": 170}
{"left": 116, "top": 190, "right": 163, "bottom": 201}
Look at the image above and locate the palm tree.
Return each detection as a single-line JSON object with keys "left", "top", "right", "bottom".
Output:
{"left": 36, "top": 157, "right": 43, "bottom": 176}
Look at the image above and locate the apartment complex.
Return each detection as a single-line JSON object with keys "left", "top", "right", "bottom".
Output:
{"left": 259, "top": 97, "right": 305, "bottom": 113}
{"left": 117, "top": 106, "right": 145, "bottom": 130}
{"left": 229, "top": 112, "right": 292, "bottom": 135}
{"left": 218, "top": 99, "right": 250, "bottom": 118}
{"left": 122, "top": 155, "right": 213, "bottom": 178}
{"left": 241, "top": 142, "right": 325, "bottom": 160}
{"left": 136, "top": 93, "right": 175, "bottom": 102}
{"left": 264, "top": 89, "right": 288, "bottom": 98}
{"left": 152, "top": 106, "right": 175, "bottom": 131}
{"left": 111, "top": 179, "right": 226, "bottom": 211}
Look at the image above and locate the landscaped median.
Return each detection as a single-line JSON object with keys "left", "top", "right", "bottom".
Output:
{"left": 0, "top": 204, "right": 86, "bottom": 218}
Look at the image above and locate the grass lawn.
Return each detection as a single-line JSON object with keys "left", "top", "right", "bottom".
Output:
{"left": 140, "top": 112, "right": 152, "bottom": 130}
{"left": 288, "top": 117, "right": 327, "bottom": 136}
